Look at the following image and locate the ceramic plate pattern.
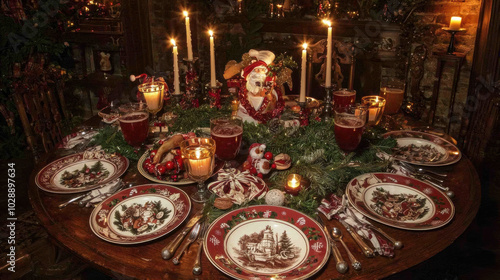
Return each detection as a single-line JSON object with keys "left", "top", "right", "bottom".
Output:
{"left": 204, "top": 205, "right": 330, "bottom": 280}
{"left": 346, "top": 173, "right": 455, "bottom": 230}
{"left": 35, "top": 152, "right": 128, "bottom": 194}
{"left": 89, "top": 184, "right": 191, "bottom": 245}
{"left": 383, "top": 130, "right": 461, "bottom": 166}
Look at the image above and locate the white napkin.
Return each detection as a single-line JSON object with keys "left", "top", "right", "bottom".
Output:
{"left": 80, "top": 179, "right": 123, "bottom": 207}
{"left": 63, "top": 130, "right": 98, "bottom": 149}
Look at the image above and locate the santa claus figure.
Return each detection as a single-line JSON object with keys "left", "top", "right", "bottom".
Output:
{"left": 236, "top": 49, "right": 285, "bottom": 123}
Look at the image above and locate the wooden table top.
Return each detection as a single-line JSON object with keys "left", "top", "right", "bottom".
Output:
{"left": 29, "top": 125, "right": 481, "bottom": 280}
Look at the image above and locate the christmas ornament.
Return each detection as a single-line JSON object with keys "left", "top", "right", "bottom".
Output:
{"left": 213, "top": 197, "right": 234, "bottom": 210}
{"left": 265, "top": 189, "right": 285, "bottom": 206}
{"left": 207, "top": 169, "right": 268, "bottom": 205}
{"left": 273, "top": 153, "right": 292, "bottom": 170}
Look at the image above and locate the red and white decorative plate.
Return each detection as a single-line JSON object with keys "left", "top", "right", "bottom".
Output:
{"left": 382, "top": 130, "right": 461, "bottom": 166}
{"left": 204, "top": 205, "right": 330, "bottom": 280}
{"left": 346, "top": 173, "right": 455, "bottom": 231}
{"left": 89, "top": 184, "right": 191, "bottom": 245}
{"left": 35, "top": 152, "right": 128, "bottom": 194}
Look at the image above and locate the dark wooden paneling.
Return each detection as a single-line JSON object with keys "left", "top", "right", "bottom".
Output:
{"left": 121, "top": 0, "right": 154, "bottom": 75}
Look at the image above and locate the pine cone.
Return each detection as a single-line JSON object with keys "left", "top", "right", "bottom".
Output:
{"left": 268, "top": 118, "right": 282, "bottom": 134}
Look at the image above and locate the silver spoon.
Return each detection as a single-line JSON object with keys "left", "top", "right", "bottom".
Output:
{"left": 332, "top": 227, "right": 362, "bottom": 270}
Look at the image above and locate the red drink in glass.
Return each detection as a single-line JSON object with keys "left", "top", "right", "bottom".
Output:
{"left": 333, "top": 89, "right": 356, "bottom": 111}
{"left": 211, "top": 124, "right": 243, "bottom": 161}
{"left": 335, "top": 117, "right": 364, "bottom": 151}
{"left": 119, "top": 112, "right": 149, "bottom": 147}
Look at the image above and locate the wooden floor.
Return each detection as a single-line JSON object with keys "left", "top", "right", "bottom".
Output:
{"left": 1, "top": 154, "right": 499, "bottom": 280}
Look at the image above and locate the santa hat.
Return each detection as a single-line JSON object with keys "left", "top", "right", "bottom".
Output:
{"left": 241, "top": 50, "right": 275, "bottom": 79}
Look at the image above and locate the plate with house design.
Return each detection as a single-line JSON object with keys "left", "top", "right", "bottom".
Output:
{"left": 203, "top": 205, "right": 330, "bottom": 280}
{"left": 89, "top": 184, "right": 191, "bottom": 245}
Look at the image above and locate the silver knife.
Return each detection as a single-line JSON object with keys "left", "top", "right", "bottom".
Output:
{"left": 339, "top": 219, "right": 375, "bottom": 258}
{"left": 161, "top": 212, "right": 203, "bottom": 260}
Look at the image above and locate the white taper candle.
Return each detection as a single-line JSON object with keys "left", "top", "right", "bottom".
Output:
{"left": 209, "top": 30, "right": 216, "bottom": 87}
{"left": 299, "top": 43, "right": 307, "bottom": 103}
{"left": 171, "top": 39, "right": 180, "bottom": 95}
{"left": 183, "top": 11, "right": 193, "bottom": 61}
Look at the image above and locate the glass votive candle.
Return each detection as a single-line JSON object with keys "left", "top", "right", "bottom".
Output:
{"left": 380, "top": 87, "right": 404, "bottom": 115}
{"left": 361, "top": 96, "right": 386, "bottom": 126}
{"left": 285, "top": 174, "right": 302, "bottom": 196}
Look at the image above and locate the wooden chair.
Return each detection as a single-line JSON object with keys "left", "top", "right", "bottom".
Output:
{"left": 10, "top": 56, "right": 72, "bottom": 160}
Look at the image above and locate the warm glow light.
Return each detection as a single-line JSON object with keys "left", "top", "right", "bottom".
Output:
{"left": 170, "top": 39, "right": 176, "bottom": 46}
{"left": 302, "top": 43, "right": 308, "bottom": 50}
{"left": 322, "top": 19, "right": 332, "bottom": 27}
{"left": 183, "top": 11, "right": 188, "bottom": 17}
{"left": 195, "top": 149, "right": 201, "bottom": 159}
{"left": 209, "top": 30, "right": 213, "bottom": 36}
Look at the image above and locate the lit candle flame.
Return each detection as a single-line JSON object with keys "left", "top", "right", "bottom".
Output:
{"left": 170, "top": 39, "right": 176, "bottom": 46}
{"left": 183, "top": 11, "right": 188, "bottom": 17}
{"left": 195, "top": 149, "right": 201, "bottom": 159}
{"left": 302, "top": 43, "right": 308, "bottom": 50}
{"left": 209, "top": 30, "right": 213, "bottom": 37}
{"left": 322, "top": 19, "right": 332, "bottom": 27}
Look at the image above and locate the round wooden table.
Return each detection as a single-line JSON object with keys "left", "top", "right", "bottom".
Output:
{"left": 29, "top": 136, "right": 481, "bottom": 280}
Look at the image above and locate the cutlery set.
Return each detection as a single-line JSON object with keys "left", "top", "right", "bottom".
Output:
{"left": 162, "top": 212, "right": 209, "bottom": 275}
{"left": 392, "top": 160, "right": 454, "bottom": 198}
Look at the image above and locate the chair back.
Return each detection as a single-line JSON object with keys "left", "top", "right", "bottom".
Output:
{"left": 10, "top": 59, "right": 71, "bottom": 159}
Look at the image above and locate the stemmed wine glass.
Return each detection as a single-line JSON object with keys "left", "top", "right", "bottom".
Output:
{"left": 210, "top": 116, "right": 243, "bottom": 169}
{"left": 180, "top": 138, "right": 216, "bottom": 203}
{"left": 334, "top": 105, "right": 367, "bottom": 152}
{"left": 138, "top": 81, "right": 165, "bottom": 124}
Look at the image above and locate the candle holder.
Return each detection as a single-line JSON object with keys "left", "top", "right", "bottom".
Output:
{"left": 183, "top": 57, "right": 201, "bottom": 107}
{"left": 322, "top": 86, "right": 334, "bottom": 122}
{"left": 231, "top": 99, "right": 240, "bottom": 116}
{"left": 205, "top": 81, "right": 222, "bottom": 109}
{"left": 298, "top": 101, "right": 309, "bottom": 126}
{"left": 138, "top": 81, "right": 165, "bottom": 129}
{"left": 443, "top": 28, "right": 466, "bottom": 55}
{"left": 361, "top": 95, "right": 386, "bottom": 126}
{"left": 285, "top": 174, "right": 302, "bottom": 196}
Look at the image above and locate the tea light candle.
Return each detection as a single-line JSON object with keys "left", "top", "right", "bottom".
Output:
{"left": 361, "top": 96, "right": 386, "bottom": 125}
{"left": 285, "top": 174, "right": 302, "bottom": 196}
{"left": 209, "top": 30, "right": 216, "bottom": 87}
{"left": 449, "top": 16, "right": 462, "bottom": 31}
{"left": 299, "top": 43, "right": 308, "bottom": 103}
{"left": 171, "top": 39, "right": 180, "bottom": 95}
{"left": 188, "top": 148, "right": 211, "bottom": 176}
{"left": 183, "top": 11, "right": 193, "bottom": 61}
{"left": 322, "top": 20, "right": 332, "bottom": 88}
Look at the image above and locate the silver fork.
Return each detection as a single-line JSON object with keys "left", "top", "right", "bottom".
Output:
{"left": 192, "top": 222, "right": 209, "bottom": 275}
{"left": 398, "top": 160, "right": 447, "bottom": 178}
{"left": 172, "top": 222, "right": 201, "bottom": 265}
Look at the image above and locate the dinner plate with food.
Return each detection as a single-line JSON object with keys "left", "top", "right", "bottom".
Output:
{"left": 382, "top": 130, "right": 461, "bottom": 166}
{"left": 345, "top": 173, "right": 455, "bottom": 230}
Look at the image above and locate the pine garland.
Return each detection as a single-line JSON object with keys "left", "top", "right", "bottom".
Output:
{"left": 88, "top": 105, "right": 396, "bottom": 217}
{"left": 165, "top": 104, "right": 232, "bottom": 133}
{"left": 89, "top": 126, "right": 142, "bottom": 161}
